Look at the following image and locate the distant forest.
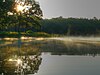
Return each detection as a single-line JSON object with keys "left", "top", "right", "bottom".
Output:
{"left": 41, "top": 17, "right": 100, "bottom": 36}
{"left": 1, "top": 16, "right": 100, "bottom": 36}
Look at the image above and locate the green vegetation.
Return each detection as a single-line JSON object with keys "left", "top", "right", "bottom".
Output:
{"left": 0, "top": 1, "right": 100, "bottom": 37}
{"left": 1, "top": 16, "right": 100, "bottom": 37}
{"left": 41, "top": 17, "right": 100, "bottom": 36}
{"left": 0, "top": 0, "right": 43, "bottom": 38}
{"left": 0, "top": 31, "right": 51, "bottom": 38}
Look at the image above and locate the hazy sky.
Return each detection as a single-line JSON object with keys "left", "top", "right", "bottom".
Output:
{"left": 38, "top": 0, "right": 100, "bottom": 19}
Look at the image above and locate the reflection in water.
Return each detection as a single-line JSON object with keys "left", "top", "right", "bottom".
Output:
{"left": 40, "top": 39, "right": 100, "bottom": 57}
{"left": 1, "top": 38, "right": 100, "bottom": 56}
{"left": 1, "top": 38, "right": 100, "bottom": 75}
{"left": 0, "top": 55, "right": 42, "bottom": 75}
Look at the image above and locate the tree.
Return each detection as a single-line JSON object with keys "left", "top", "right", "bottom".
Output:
{"left": 0, "top": 0, "right": 43, "bottom": 32}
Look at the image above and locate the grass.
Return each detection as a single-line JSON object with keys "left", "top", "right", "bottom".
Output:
{"left": 0, "top": 31, "right": 54, "bottom": 38}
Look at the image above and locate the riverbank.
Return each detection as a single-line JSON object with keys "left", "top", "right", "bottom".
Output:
{"left": 0, "top": 32, "right": 56, "bottom": 38}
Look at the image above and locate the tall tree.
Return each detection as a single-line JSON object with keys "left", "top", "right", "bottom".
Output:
{"left": 0, "top": 0, "right": 43, "bottom": 32}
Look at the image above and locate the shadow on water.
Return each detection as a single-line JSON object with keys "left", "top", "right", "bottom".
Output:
{"left": 1, "top": 37, "right": 100, "bottom": 75}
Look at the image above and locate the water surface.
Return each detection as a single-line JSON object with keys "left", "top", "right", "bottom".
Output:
{"left": 0, "top": 37, "right": 100, "bottom": 75}
{"left": 35, "top": 53, "right": 100, "bottom": 75}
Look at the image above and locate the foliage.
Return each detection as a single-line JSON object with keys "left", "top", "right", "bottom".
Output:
{"left": 0, "top": 0, "right": 43, "bottom": 32}
{"left": 0, "top": 31, "right": 51, "bottom": 38}
{"left": 1, "top": 16, "right": 100, "bottom": 37}
{"left": 41, "top": 17, "right": 100, "bottom": 36}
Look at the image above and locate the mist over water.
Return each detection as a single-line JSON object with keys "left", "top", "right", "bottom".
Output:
{"left": 0, "top": 37, "right": 100, "bottom": 75}
{"left": 47, "top": 36, "right": 100, "bottom": 42}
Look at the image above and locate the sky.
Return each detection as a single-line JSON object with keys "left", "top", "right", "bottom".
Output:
{"left": 38, "top": 0, "right": 100, "bottom": 19}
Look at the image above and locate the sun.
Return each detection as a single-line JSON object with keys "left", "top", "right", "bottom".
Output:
{"left": 16, "top": 5, "right": 24, "bottom": 12}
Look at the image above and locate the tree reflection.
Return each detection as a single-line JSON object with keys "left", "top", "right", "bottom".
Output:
{"left": 0, "top": 54, "right": 42, "bottom": 75}
{"left": 1, "top": 39, "right": 100, "bottom": 57}
{"left": 1, "top": 38, "right": 100, "bottom": 75}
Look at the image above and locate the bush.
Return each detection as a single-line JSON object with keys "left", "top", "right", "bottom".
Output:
{"left": 0, "top": 32, "right": 19, "bottom": 38}
{"left": 27, "top": 32, "right": 51, "bottom": 37}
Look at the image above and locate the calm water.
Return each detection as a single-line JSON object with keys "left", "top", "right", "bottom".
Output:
{"left": 0, "top": 37, "right": 100, "bottom": 75}
{"left": 36, "top": 53, "right": 100, "bottom": 75}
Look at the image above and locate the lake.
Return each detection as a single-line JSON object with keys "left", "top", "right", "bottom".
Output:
{"left": 0, "top": 37, "right": 100, "bottom": 75}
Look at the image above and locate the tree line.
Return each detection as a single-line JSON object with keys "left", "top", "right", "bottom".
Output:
{"left": 1, "top": 16, "right": 100, "bottom": 36}
{"left": 1, "top": 0, "right": 100, "bottom": 37}
{"left": 41, "top": 17, "right": 100, "bottom": 36}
